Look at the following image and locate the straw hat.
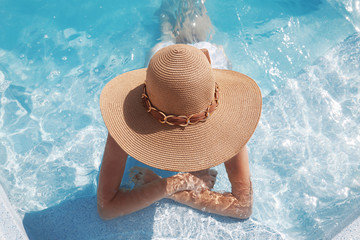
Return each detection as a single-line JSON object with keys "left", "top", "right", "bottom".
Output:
{"left": 100, "top": 44, "right": 262, "bottom": 172}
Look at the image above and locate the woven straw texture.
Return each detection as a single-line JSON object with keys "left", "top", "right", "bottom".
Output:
{"left": 100, "top": 45, "right": 262, "bottom": 172}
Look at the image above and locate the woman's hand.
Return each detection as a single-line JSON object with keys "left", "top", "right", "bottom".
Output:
{"left": 191, "top": 168, "right": 218, "bottom": 190}
{"left": 130, "top": 166, "right": 162, "bottom": 188}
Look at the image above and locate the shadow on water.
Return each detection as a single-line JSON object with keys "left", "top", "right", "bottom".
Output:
{"left": 23, "top": 194, "right": 156, "bottom": 240}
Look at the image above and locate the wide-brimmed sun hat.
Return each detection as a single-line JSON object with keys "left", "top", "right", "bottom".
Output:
{"left": 100, "top": 44, "right": 262, "bottom": 172}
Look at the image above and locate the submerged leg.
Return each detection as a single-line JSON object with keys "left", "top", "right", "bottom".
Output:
{"left": 160, "top": 0, "right": 213, "bottom": 44}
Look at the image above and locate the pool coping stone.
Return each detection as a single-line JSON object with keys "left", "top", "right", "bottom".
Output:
{"left": 0, "top": 184, "right": 29, "bottom": 240}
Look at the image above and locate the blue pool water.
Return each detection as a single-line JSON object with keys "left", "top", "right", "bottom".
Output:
{"left": 0, "top": 0, "right": 360, "bottom": 239}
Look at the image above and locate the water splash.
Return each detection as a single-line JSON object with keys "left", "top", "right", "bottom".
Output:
{"left": 327, "top": 0, "right": 360, "bottom": 32}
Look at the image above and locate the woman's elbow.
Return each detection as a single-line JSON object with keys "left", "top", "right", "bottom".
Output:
{"left": 97, "top": 203, "right": 111, "bottom": 220}
{"left": 240, "top": 206, "right": 253, "bottom": 219}
{"left": 97, "top": 199, "right": 118, "bottom": 220}
{"left": 232, "top": 204, "right": 253, "bottom": 219}
{"left": 233, "top": 189, "right": 253, "bottom": 219}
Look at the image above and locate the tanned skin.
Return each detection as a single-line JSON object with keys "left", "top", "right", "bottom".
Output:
{"left": 97, "top": 133, "right": 253, "bottom": 220}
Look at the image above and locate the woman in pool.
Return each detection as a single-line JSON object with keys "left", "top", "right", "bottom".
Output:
{"left": 97, "top": 1, "right": 262, "bottom": 220}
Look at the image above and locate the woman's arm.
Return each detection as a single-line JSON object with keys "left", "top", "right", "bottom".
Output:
{"left": 97, "top": 133, "right": 209, "bottom": 220}
{"left": 169, "top": 147, "right": 253, "bottom": 219}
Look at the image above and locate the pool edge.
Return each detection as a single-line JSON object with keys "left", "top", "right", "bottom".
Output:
{"left": 0, "top": 184, "right": 29, "bottom": 240}
{"left": 333, "top": 216, "right": 360, "bottom": 240}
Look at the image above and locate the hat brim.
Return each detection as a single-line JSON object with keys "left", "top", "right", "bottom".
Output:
{"left": 100, "top": 68, "right": 262, "bottom": 172}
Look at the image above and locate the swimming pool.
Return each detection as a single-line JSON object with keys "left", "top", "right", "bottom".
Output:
{"left": 0, "top": 0, "right": 359, "bottom": 239}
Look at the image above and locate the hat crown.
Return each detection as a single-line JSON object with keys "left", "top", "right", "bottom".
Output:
{"left": 146, "top": 44, "right": 215, "bottom": 116}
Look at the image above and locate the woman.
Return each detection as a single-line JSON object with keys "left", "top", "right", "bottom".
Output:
{"left": 97, "top": 44, "right": 261, "bottom": 220}
{"left": 97, "top": 0, "right": 262, "bottom": 220}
